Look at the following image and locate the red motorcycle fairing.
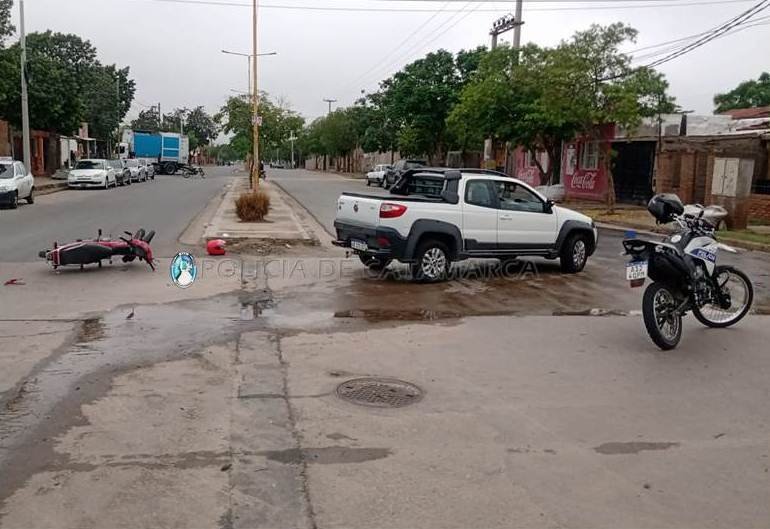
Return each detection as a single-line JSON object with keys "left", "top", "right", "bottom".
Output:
{"left": 40, "top": 229, "right": 156, "bottom": 270}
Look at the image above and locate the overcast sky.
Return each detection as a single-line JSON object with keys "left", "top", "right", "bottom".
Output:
{"left": 9, "top": 0, "right": 770, "bottom": 129}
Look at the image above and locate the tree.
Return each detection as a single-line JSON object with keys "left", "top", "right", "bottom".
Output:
{"left": 216, "top": 92, "right": 304, "bottom": 165}
{"left": 0, "top": 0, "right": 13, "bottom": 46}
{"left": 714, "top": 72, "right": 770, "bottom": 113}
{"left": 448, "top": 23, "right": 677, "bottom": 209}
{"left": 378, "top": 49, "right": 462, "bottom": 163}
{"left": 130, "top": 107, "right": 162, "bottom": 132}
{"left": 0, "top": 30, "right": 135, "bottom": 138}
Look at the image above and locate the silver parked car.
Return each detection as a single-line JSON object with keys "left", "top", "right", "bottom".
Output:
{"left": 139, "top": 159, "right": 156, "bottom": 181}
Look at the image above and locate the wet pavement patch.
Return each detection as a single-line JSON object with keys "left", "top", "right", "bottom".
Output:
{"left": 260, "top": 446, "right": 391, "bottom": 465}
{"left": 553, "top": 308, "right": 629, "bottom": 317}
{"left": 336, "top": 377, "right": 423, "bottom": 408}
{"left": 334, "top": 308, "right": 462, "bottom": 322}
{"left": 593, "top": 441, "right": 680, "bottom": 455}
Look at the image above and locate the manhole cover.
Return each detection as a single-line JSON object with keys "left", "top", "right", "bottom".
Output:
{"left": 336, "top": 378, "right": 423, "bottom": 408}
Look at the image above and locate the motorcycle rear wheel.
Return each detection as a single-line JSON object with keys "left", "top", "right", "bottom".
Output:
{"left": 643, "top": 282, "right": 683, "bottom": 350}
{"left": 693, "top": 266, "right": 753, "bottom": 328}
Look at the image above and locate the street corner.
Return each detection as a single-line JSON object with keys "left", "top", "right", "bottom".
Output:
{"left": 0, "top": 345, "right": 236, "bottom": 529}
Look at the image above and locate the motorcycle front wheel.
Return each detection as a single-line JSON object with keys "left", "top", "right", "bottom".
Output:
{"left": 693, "top": 266, "right": 753, "bottom": 328}
{"left": 643, "top": 282, "right": 683, "bottom": 350}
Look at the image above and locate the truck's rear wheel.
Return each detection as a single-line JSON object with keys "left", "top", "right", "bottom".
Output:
{"left": 411, "top": 240, "right": 450, "bottom": 283}
{"left": 164, "top": 162, "right": 177, "bottom": 175}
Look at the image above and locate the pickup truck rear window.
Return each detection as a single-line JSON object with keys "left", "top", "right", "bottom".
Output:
{"left": 391, "top": 175, "right": 444, "bottom": 198}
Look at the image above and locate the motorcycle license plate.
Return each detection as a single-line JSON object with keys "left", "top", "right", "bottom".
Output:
{"left": 626, "top": 261, "right": 648, "bottom": 285}
{"left": 350, "top": 239, "right": 368, "bottom": 252}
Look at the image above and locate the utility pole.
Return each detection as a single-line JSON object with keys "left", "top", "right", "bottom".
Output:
{"left": 288, "top": 130, "right": 297, "bottom": 169}
{"left": 513, "top": 0, "right": 523, "bottom": 50}
{"left": 486, "top": 7, "right": 524, "bottom": 170}
{"left": 19, "top": 0, "right": 31, "bottom": 171}
{"left": 158, "top": 103, "right": 162, "bottom": 129}
{"left": 323, "top": 98, "right": 337, "bottom": 114}
{"left": 252, "top": 0, "right": 260, "bottom": 189}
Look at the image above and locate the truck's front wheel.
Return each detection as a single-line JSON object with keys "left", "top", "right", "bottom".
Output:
{"left": 411, "top": 240, "right": 450, "bottom": 283}
{"left": 560, "top": 233, "right": 589, "bottom": 274}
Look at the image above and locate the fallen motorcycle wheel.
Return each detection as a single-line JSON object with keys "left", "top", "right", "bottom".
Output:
{"left": 643, "top": 282, "right": 682, "bottom": 350}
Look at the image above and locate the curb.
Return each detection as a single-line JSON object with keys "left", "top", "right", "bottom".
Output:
{"left": 203, "top": 177, "right": 317, "bottom": 246}
{"left": 36, "top": 182, "right": 69, "bottom": 196}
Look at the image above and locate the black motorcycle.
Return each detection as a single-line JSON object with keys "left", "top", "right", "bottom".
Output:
{"left": 623, "top": 194, "right": 753, "bottom": 350}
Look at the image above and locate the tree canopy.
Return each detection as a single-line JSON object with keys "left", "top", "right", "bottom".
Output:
{"left": 216, "top": 93, "right": 304, "bottom": 162}
{"left": 713, "top": 72, "right": 770, "bottom": 113}
{"left": 448, "top": 23, "right": 676, "bottom": 183}
{"left": 0, "top": 0, "right": 13, "bottom": 46}
{"left": 0, "top": 30, "right": 136, "bottom": 138}
{"left": 301, "top": 47, "right": 485, "bottom": 162}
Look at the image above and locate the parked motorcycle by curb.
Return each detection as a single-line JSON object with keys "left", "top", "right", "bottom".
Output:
{"left": 39, "top": 229, "right": 156, "bottom": 271}
{"left": 623, "top": 194, "right": 753, "bottom": 350}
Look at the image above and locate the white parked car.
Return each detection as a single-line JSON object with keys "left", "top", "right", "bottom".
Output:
{"left": 0, "top": 157, "right": 35, "bottom": 208}
{"left": 366, "top": 164, "right": 392, "bottom": 186}
{"left": 334, "top": 168, "right": 598, "bottom": 281}
{"left": 68, "top": 159, "right": 118, "bottom": 189}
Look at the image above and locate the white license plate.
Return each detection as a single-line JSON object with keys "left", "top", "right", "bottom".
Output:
{"left": 626, "top": 261, "right": 648, "bottom": 281}
{"left": 350, "top": 239, "right": 368, "bottom": 251}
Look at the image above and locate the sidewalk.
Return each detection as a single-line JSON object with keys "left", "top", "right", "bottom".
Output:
{"left": 35, "top": 175, "right": 69, "bottom": 196}
{"left": 204, "top": 176, "right": 315, "bottom": 244}
{"left": 566, "top": 202, "right": 770, "bottom": 253}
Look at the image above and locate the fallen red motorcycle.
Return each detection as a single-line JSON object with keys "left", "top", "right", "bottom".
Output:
{"left": 39, "top": 229, "right": 156, "bottom": 271}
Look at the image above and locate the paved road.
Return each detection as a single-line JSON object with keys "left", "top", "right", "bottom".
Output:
{"left": 270, "top": 168, "right": 770, "bottom": 312}
{"left": 0, "top": 166, "right": 233, "bottom": 262}
{"left": 270, "top": 168, "right": 387, "bottom": 235}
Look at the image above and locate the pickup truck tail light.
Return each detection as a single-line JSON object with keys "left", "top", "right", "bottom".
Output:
{"left": 380, "top": 203, "right": 407, "bottom": 218}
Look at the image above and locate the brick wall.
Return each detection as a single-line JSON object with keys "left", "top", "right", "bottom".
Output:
{"left": 749, "top": 194, "right": 770, "bottom": 222}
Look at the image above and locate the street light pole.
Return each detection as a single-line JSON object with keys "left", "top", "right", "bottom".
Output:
{"left": 288, "top": 131, "right": 297, "bottom": 169}
{"left": 222, "top": 50, "right": 277, "bottom": 97}
{"left": 19, "top": 0, "right": 31, "bottom": 172}
{"left": 252, "top": 0, "right": 260, "bottom": 189}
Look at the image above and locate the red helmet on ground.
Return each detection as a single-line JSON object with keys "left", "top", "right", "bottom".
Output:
{"left": 206, "top": 239, "right": 227, "bottom": 256}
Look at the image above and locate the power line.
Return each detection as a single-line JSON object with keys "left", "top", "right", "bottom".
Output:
{"left": 103, "top": 0, "right": 756, "bottom": 13}
{"left": 337, "top": 0, "right": 454, "bottom": 94}
{"left": 351, "top": 1, "right": 478, "bottom": 89}
{"left": 644, "top": 0, "right": 770, "bottom": 68}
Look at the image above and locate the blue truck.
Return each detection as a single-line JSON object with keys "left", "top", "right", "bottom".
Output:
{"left": 119, "top": 130, "right": 191, "bottom": 175}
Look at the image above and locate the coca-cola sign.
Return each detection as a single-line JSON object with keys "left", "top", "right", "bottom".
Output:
{"left": 571, "top": 172, "right": 597, "bottom": 190}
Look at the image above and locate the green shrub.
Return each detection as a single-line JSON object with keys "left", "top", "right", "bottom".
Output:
{"left": 235, "top": 190, "right": 270, "bottom": 222}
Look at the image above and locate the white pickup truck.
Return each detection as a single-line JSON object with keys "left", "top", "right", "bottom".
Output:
{"left": 333, "top": 168, "right": 598, "bottom": 281}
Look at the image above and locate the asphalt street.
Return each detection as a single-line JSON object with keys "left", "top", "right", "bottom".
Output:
{"left": 270, "top": 168, "right": 387, "bottom": 236}
{"left": 270, "top": 168, "right": 770, "bottom": 312}
{"left": 0, "top": 167, "right": 234, "bottom": 262}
